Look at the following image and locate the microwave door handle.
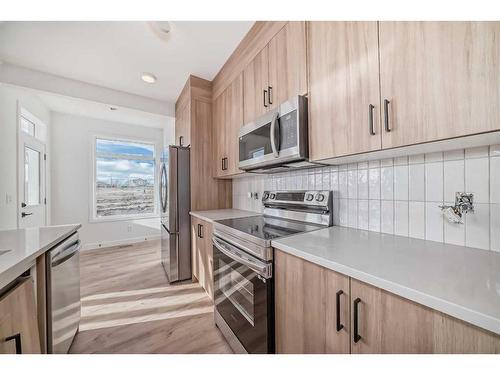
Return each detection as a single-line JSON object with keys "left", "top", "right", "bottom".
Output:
{"left": 270, "top": 112, "right": 280, "bottom": 158}
{"left": 212, "top": 238, "right": 271, "bottom": 278}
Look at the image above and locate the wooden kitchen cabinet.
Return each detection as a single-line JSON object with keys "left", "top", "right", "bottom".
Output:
{"left": 175, "top": 100, "right": 191, "bottom": 147}
{"left": 213, "top": 74, "right": 244, "bottom": 178}
{"left": 378, "top": 21, "right": 500, "bottom": 148}
{"left": 0, "top": 278, "right": 41, "bottom": 354}
{"left": 267, "top": 21, "right": 308, "bottom": 111}
{"left": 308, "top": 21, "right": 382, "bottom": 161}
{"left": 350, "top": 278, "right": 500, "bottom": 354}
{"left": 275, "top": 250, "right": 350, "bottom": 353}
{"left": 191, "top": 217, "right": 214, "bottom": 300}
{"left": 243, "top": 46, "right": 269, "bottom": 125}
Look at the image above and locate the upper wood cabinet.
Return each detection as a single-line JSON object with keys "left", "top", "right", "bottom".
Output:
{"left": 243, "top": 22, "right": 308, "bottom": 124}
{"left": 243, "top": 47, "right": 269, "bottom": 124}
{"left": 0, "top": 278, "right": 41, "bottom": 354}
{"left": 275, "top": 250, "right": 350, "bottom": 354}
{"left": 268, "top": 21, "right": 308, "bottom": 111}
{"left": 175, "top": 101, "right": 190, "bottom": 147}
{"left": 379, "top": 21, "right": 500, "bottom": 148}
{"left": 308, "top": 21, "right": 382, "bottom": 161}
{"left": 213, "top": 73, "right": 244, "bottom": 178}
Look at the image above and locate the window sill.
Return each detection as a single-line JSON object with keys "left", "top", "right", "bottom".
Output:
{"left": 89, "top": 214, "right": 160, "bottom": 223}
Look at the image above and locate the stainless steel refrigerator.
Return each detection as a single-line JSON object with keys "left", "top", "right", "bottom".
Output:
{"left": 160, "top": 145, "right": 191, "bottom": 282}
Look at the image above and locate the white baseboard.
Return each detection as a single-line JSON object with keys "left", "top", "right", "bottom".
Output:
{"left": 81, "top": 235, "right": 161, "bottom": 251}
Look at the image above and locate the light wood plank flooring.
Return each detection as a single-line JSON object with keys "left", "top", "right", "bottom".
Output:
{"left": 69, "top": 240, "right": 232, "bottom": 354}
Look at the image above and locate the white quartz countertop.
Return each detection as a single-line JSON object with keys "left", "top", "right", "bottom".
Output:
{"left": 272, "top": 226, "right": 500, "bottom": 335}
{"left": 0, "top": 224, "right": 81, "bottom": 290}
{"left": 190, "top": 209, "right": 260, "bottom": 223}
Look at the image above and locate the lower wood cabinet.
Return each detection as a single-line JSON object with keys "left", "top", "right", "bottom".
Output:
{"left": 275, "top": 249, "right": 350, "bottom": 353}
{"left": 191, "top": 217, "right": 214, "bottom": 300}
{"left": 0, "top": 277, "right": 41, "bottom": 354}
{"left": 275, "top": 249, "right": 500, "bottom": 354}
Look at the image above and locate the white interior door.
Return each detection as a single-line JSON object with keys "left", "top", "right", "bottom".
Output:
{"left": 18, "top": 131, "right": 46, "bottom": 228}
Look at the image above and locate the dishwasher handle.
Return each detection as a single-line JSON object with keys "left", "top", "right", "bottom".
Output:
{"left": 51, "top": 240, "right": 81, "bottom": 267}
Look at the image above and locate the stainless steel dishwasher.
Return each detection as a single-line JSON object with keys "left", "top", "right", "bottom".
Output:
{"left": 46, "top": 232, "right": 81, "bottom": 354}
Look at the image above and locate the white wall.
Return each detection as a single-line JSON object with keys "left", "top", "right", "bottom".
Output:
{"left": 50, "top": 112, "right": 165, "bottom": 249}
{"left": 233, "top": 145, "right": 500, "bottom": 253}
{"left": 0, "top": 84, "right": 51, "bottom": 230}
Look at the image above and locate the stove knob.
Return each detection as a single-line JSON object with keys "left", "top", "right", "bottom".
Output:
{"left": 263, "top": 192, "right": 269, "bottom": 200}
{"left": 270, "top": 193, "right": 276, "bottom": 199}
{"left": 316, "top": 194, "right": 325, "bottom": 202}
{"left": 306, "top": 193, "right": 314, "bottom": 201}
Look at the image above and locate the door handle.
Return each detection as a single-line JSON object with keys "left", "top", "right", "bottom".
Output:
{"left": 353, "top": 298, "right": 362, "bottom": 343}
{"left": 369, "top": 104, "right": 376, "bottom": 135}
{"left": 270, "top": 112, "right": 280, "bottom": 158}
{"left": 336, "top": 290, "right": 344, "bottom": 332}
{"left": 5, "top": 333, "right": 22, "bottom": 354}
{"left": 383, "top": 99, "right": 391, "bottom": 132}
{"left": 21, "top": 212, "right": 33, "bottom": 218}
{"left": 263, "top": 89, "right": 268, "bottom": 108}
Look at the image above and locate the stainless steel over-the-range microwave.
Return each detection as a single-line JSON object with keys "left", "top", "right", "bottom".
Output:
{"left": 238, "top": 95, "right": 309, "bottom": 171}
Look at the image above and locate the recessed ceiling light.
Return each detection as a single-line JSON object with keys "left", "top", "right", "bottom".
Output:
{"left": 141, "top": 72, "right": 157, "bottom": 84}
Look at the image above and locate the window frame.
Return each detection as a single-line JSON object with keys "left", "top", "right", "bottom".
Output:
{"left": 89, "top": 134, "right": 159, "bottom": 222}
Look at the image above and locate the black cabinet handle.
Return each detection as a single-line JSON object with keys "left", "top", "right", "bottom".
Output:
{"left": 268, "top": 86, "right": 273, "bottom": 105}
{"left": 353, "top": 297, "right": 362, "bottom": 343}
{"left": 336, "top": 290, "right": 344, "bottom": 332}
{"left": 198, "top": 224, "right": 203, "bottom": 238}
{"left": 5, "top": 333, "right": 22, "bottom": 354}
{"left": 369, "top": 104, "right": 375, "bottom": 135}
{"left": 263, "top": 89, "right": 268, "bottom": 108}
{"left": 221, "top": 157, "right": 228, "bottom": 171}
{"left": 384, "top": 99, "right": 391, "bottom": 132}
{"left": 179, "top": 135, "right": 184, "bottom": 146}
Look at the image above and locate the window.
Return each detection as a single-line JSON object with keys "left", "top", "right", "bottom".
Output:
{"left": 93, "top": 137, "right": 156, "bottom": 219}
{"left": 20, "top": 116, "right": 36, "bottom": 136}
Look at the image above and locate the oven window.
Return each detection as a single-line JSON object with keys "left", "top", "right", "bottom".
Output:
{"left": 239, "top": 123, "right": 273, "bottom": 162}
{"left": 219, "top": 259, "right": 255, "bottom": 326}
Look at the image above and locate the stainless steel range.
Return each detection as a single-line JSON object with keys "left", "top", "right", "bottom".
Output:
{"left": 212, "top": 190, "right": 333, "bottom": 353}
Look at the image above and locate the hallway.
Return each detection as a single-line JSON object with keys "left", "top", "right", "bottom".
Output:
{"left": 69, "top": 240, "right": 232, "bottom": 353}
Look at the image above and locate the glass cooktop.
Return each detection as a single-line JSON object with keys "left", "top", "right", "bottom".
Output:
{"left": 215, "top": 215, "right": 324, "bottom": 241}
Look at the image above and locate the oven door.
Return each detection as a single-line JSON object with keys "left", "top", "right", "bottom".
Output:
{"left": 212, "top": 236, "right": 274, "bottom": 354}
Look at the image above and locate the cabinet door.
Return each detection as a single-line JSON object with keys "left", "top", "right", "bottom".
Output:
{"left": 243, "top": 46, "right": 269, "bottom": 124}
{"left": 275, "top": 250, "right": 350, "bottom": 353}
{"left": 191, "top": 217, "right": 214, "bottom": 300}
{"left": 308, "top": 22, "right": 381, "bottom": 161}
{"left": 0, "top": 278, "right": 41, "bottom": 354}
{"left": 379, "top": 21, "right": 500, "bottom": 148}
{"left": 226, "top": 73, "right": 244, "bottom": 176}
{"left": 175, "top": 102, "right": 191, "bottom": 147}
{"left": 268, "top": 22, "right": 308, "bottom": 110}
{"left": 213, "top": 91, "right": 227, "bottom": 178}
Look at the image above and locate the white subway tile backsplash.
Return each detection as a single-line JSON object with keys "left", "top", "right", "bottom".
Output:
{"left": 465, "top": 158, "right": 489, "bottom": 204}
{"left": 443, "top": 160, "right": 464, "bottom": 202}
{"left": 369, "top": 200, "right": 381, "bottom": 232}
{"left": 394, "top": 165, "right": 409, "bottom": 201}
{"left": 394, "top": 201, "right": 409, "bottom": 236}
{"left": 381, "top": 200, "right": 394, "bottom": 234}
{"left": 409, "top": 164, "right": 425, "bottom": 201}
{"left": 381, "top": 167, "right": 394, "bottom": 200}
{"left": 369, "top": 168, "right": 380, "bottom": 200}
{"left": 491, "top": 204, "right": 500, "bottom": 252}
{"left": 358, "top": 169, "right": 368, "bottom": 199}
{"left": 409, "top": 201, "right": 425, "bottom": 239}
{"left": 233, "top": 145, "right": 499, "bottom": 251}
{"left": 465, "top": 146, "right": 489, "bottom": 159}
{"left": 358, "top": 200, "right": 369, "bottom": 230}
{"left": 425, "top": 202, "right": 444, "bottom": 242}
{"left": 465, "top": 203, "right": 490, "bottom": 250}
{"left": 491, "top": 157, "right": 500, "bottom": 203}
{"left": 425, "top": 162, "right": 443, "bottom": 202}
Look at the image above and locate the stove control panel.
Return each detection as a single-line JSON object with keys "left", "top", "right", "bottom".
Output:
{"left": 262, "top": 190, "right": 332, "bottom": 208}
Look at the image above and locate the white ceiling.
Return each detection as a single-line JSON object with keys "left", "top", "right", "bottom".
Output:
{"left": 0, "top": 21, "right": 253, "bottom": 104}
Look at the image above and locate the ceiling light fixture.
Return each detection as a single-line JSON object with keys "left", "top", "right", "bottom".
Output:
{"left": 148, "top": 21, "right": 172, "bottom": 41}
{"left": 141, "top": 72, "right": 157, "bottom": 84}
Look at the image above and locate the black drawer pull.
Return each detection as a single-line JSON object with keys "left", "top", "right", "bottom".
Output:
{"left": 336, "top": 290, "right": 344, "bottom": 332}
{"left": 198, "top": 224, "right": 203, "bottom": 238}
{"left": 353, "top": 297, "right": 362, "bottom": 343}
{"left": 369, "top": 104, "right": 375, "bottom": 135}
{"left": 384, "top": 99, "right": 391, "bottom": 132}
{"left": 5, "top": 333, "right": 22, "bottom": 354}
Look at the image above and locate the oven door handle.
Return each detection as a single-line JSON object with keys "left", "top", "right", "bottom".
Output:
{"left": 212, "top": 237, "right": 272, "bottom": 279}
{"left": 270, "top": 111, "right": 280, "bottom": 158}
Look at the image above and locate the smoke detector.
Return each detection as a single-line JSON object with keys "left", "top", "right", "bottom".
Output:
{"left": 148, "top": 21, "right": 172, "bottom": 41}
